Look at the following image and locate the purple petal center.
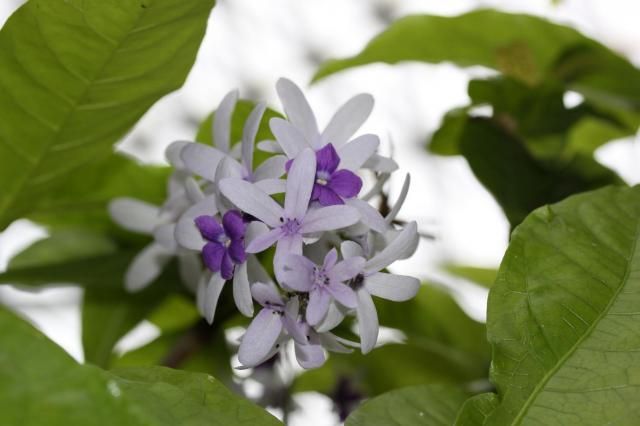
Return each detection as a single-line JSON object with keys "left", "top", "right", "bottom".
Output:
{"left": 280, "top": 217, "right": 302, "bottom": 236}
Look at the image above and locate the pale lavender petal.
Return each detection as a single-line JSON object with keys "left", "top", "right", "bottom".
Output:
{"left": 280, "top": 254, "right": 314, "bottom": 292}
{"left": 238, "top": 308, "right": 284, "bottom": 367}
{"left": 254, "top": 178, "right": 286, "bottom": 195}
{"left": 184, "top": 177, "right": 205, "bottom": 204}
{"left": 321, "top": 93, "right": 374, "bottom": 147}
{"left": 319, "top": 333, "right": 353, "bottom": 354}
{"left": 241, "top": 102, "right": 265, "bottom": 171}
{"left": 328, "top": 170, "right": 362, "bottom": 199}
{"left": 246, "top": 228, "right": 283, "bottom": 253}
{"left": 315, "top": 143, "right": 340, "bottom": 173}
{"left": 363, "top": 153, "right": 398, "bottom": 173}
{"left": 301, "top": 205, "right": 359, "bottom": 234}
{"left": 276, "top": 78, "right": 319, "bottom": 143}
{"left": 340, "top": 240, "right": 364, "bottom": 259}
{"left": 257, "top": 139, "right": 283, "bottom": 154}
{"left": 220, "top": 252, "right": 234, "bottom": 280}
{"left": 222, "top": 210, "right": 245, "bottom": 240}
{"left": 213, "top": 90, "right": 238, "bottom": 153}
{"left": 313, "top": 184, "right": 343, "bottom": 206}
{"left": 315, "top": 302, "right": 347, "bottom": 333}
{"left": 365, "top": 272, "right": 420, "bottom": 302}
{"left": 195, "top": 215, "right": 224, "bottom": 241}
{"left": 219, "top": 178, "right": 283, "bottom": 227}
{"left": 125, "top": 243, "right": 173, "bottom": 292}
{"left": 196, "top": 273, "right": 210, "bottom": 318}
{"left": 174, "top": 195, "right": 218, "bottom": 250}
{"left": 181, "top": 143, "right": 227, "bottom": 181}
{"left": 356, "top": 289, "right": 379, "bottom": 354}
{"left": 164, "top": 140, "right": 190, "bottom": 169}
{"left": 228, "top": 239, "right": 246, "bottom": 264}
{"left": 153, "top": 223, "right": 177, "bottom": 251}
{"left": 109, "top": 198, "right": 159, "bottom": 234}
{"left": 274, "top": 234, "right": 304, "bottom": 281}
{"left": 253, "top": 155, "right": 287, "bottom": 180}
{"left": 177, "top": 252, "right": 201, "bottom": 292}
{"left": 327, "top": 283, "right": 358, "bottom": 308}
{"left": 284, "top": 148, "right": 316, "bottom": 221}
{"left": 385, "top": 173, "right": 410, "bottom": 224}
{"left": 294, "top": 341, "right": 326, "bottom": 369}
{"left": 323, "top": 248, "right": 338, "bottom": 270}
{"left": 251, "top": 281, "right": 284, "bottom": 307}
{"left": 337, "top": 134, "right": 379, "bottom": 171}
{"left": 328, "top": 256, "right": 365, "bottom": 282}
{"left": 202, "top": 273, "right": 226, "bottom": 324}
{"left": 202, "top": 242, "right": 224, "bottom": 272}
{"left": 366, "top": 221, "right": 418, "bottom": 273}
{"left": 282, "top": 298, "right": 307, "bottom": 344}
{"left": 214, "top": 155, "right": 243, "bottom": 182}
{"left": 233, "top": 262, "right": 253, "bottom": 317}
{"left": 346, "top": 198, "right": 387, "bottom": 233}
{"left": 307, "top": 289, "right": 331, "bottom": 326}
{"left": 269, "top": 117, "right": 307, "bottom": 158}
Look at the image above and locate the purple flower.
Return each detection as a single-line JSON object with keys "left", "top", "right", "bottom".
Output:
{"left": 195, "top": 209, "right": 246, "bottom": 280}
{"left": 280, "top": 248, "right": 363, "bottom": 326}
{"left": 312, "top": 144, "right": 362, "bottom": 206}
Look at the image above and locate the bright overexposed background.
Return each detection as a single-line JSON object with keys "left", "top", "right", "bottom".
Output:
{"left": 1, "top": 0, "right": 640, "bottom": 424}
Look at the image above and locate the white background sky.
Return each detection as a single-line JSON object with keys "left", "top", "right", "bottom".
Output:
{"left": 1, "top": 1, "right": 640, "bottom": 424}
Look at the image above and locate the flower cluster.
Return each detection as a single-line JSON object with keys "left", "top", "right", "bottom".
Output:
{"left": 110, "top": 79, "right": 420, "bottom": 369}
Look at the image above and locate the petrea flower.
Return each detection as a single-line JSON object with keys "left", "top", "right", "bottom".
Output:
{"left": 309, "top": 143, "right": 362, "bottom": 206}
{"left": 264, "top": 78, "right": 396, "bottom": 174}
{"left": 180, "top": 94, "right": 286, "bottom": 195}
{"left": 195, "top": 210, "right": 246, "bottom": 280}
{"left": 219, "top": 148, "right": 360, "bottom": 274}
{"left": 280, "top": 248, "right": 364, "bottom": 326}
{"left": 342, "top": 222, "right": 421, "bottom": 353}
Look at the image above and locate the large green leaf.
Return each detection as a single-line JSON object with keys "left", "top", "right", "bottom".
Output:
{"left": 457, "top": 185, "right": 640, "bottom": 424}
{"left": 313, "top": 10, "right": 640, "bottom": 109}
{"left": 0, "top": 0, "right": 215, "bottom": 229}
{"left": 0, "top": 307, "right": 280, "bottom": 425}
{"left": 346, "top": 384, "right": 468, "bottom": 426}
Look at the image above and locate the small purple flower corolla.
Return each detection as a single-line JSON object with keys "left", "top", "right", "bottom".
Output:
{"left": 280, "top": 248, "right": 364, "bottom": 326}
{"left": 312, "top": 144, "right": 362, "bottom": 206}
{"left": 195, "top": 209, "right": 246, "bottom": 280}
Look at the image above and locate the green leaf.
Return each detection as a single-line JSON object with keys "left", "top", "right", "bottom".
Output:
{"left": 0, "top": 0, "right": 215, "bottom": 229}
{"left": 0, "top": 307, "right": 280, "bottom": 425}
{"left": 345, "top": 384, "right": 468, "bottom": 426}
{"left": 443, "top": 265, "right": 497, "bottom": 289}
{"left": 453, "top": 393, "right": 499, "bottom": 425}
{"left": 458, "top": 185, "right": 640, "bottom": 424}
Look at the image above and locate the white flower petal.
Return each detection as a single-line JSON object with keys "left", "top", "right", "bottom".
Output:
{"left": 238, "top": 308, "right": 284, "bottom": 367}
{"left": 301, "top": 205, "right": 359, "bottom": 234}
{"left": 276, "top": 78, "right": 318, "bottom": 144}
{"left": 314, "top": 301, "right": 347, "bottom": 333}
{"left": 174, "top": 195, "right": 217, "bottom": 250}
{"left": 233, "top": 262, "right": 253, "bottom": 317}
{"left": 184, "top": 177, "right": 205, "bottom": 204}
{"left": 253, "top": 155, "right": 287, "bottom": 180}
{"left": 280, "top": 254, "right": 314, "bottom": 292}
{"left": 241, "top": 102, "right": 265, "bottom": 171}
{"left": 181, "top": 143, "right": 227, "bottom": 181}
{"left": 322, "top": 93, "right": 374, "bottom": 147}
{"left": 329, "top": 256, "right": 365, "bottom": 282}
{"left": 215, "top": 156, "right": 243, "bottom": 181}
{"left": 363, "top": 153, "right": 398, "bottom": 173}
{"left": 257, "top": 139, "right": 283, "bottom": 154}
{"left": 341, "top": 240, "right": 364, "bottom": 259}
{"left": 165, "top": 140, "right": 191, "bottom": 169}
{"left": 246, "top": 228, "right": 283, "bottom": 254}
{"left": 153, "top": 223, "right": 177, "bottom": 251}
{"left": 295, "top": 341, "right": 326, "bottom": 369}
{"left": 366, "top": 221, "right": 418, "bottom": 273}
{"left": 337, "top": 134, "right": 379, "bottom": 171}
{"left": 284, "top": 148, "right": 316, "bottom": 220}
{"left": 356, "top": 289, "right": 379, "bottom": 354}
{"left": 345, "top": 198, "right": 387, "bottom": 233}
{"left": 319, "top": 332, "right": 353, "bottom": 354}
{"left": 202, "top": 273, "right": 226, "bottom": 324}
{"left": 254, "top": 178, "right": 286, "bottom": 195}
{"left": 365, "top": 272, "right": 420, "bottom": 302}
{"left": 251, "top": 281, "right": 284, "bottom": 307}
{"left": 177, "top": 252, "right": 202, "bottom": 292}
{"left": 213, "top": 90, "right": 238, "bottom": 153}
{"left": 274, "top": 234, "right": 303, "bottom": 282}
{"left": 109, "top": 198, "right": 160, "bottom": 234}
{"left": 219, "top": 178, "right": 283, "bottom": 227}
{"left": 386, "top": 173, "right": 410, "bottom": 224}
{"left": 246, "top": 221, "right": 269, "bottom": 246}
{"left": 307, "top": 290, "right": 331, "bottom": 326}
{"left": 125, "top": 243, "right": 173, "bottom": 292}
{"left": 270, "top": 117, "right": 307, "bottom": 159}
